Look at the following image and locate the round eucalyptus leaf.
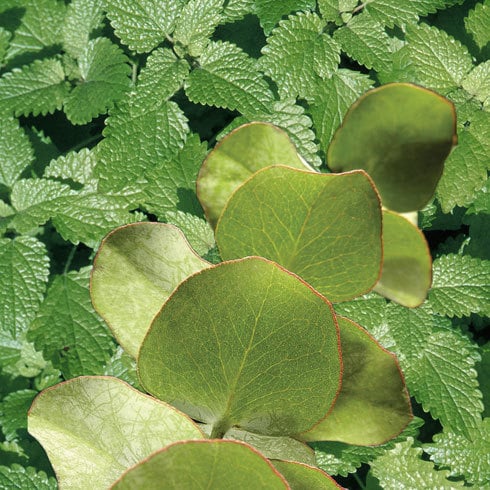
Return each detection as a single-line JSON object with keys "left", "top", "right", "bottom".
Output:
{"left": 197, "top": 122, "right": 309, "bottom": 227}
{"left": 138, "top": 256, "right": 341, "bottom": 437}
{"left": 91, "top": 222, "right": 210, "bottom": 357}
{"left": 216, "top": 166, "right": 382, "bottom": 302}
{"left": 28, "top": 376, "right": 204, "bottom": 490}
{"left": 273, "top": 460, "right": 342, "bottom": 489}
{"left": 374, "top": 210, "right": 431, "bottom": 307}
{"left": 299, "top": 317, "right": 412, "bottom": 446}
{"left": 111, "top": 440, "right": 288, "bottom": 489}
{"left": 328, "top": 83, "right": 457, "bottom": 212}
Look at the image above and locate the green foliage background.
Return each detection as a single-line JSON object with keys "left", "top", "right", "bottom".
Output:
{"left": 0, "top": 0, "right": 488, "bottom": 488}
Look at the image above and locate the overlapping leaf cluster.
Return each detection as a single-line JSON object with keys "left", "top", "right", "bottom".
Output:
{"left": 0, "top": 0, "right": 488, "bottom": 488}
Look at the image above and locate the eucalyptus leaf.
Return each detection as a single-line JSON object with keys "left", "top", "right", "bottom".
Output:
{"left": 216, "top": 166, "right": 382, "bottom": 302}
{"left": 138, "top": 256, "right": 341, "bottom": 437}
{"left": 273, "top": 460, "right": 342, "bottom": 489}
{"left": 299, "top": 317, "right": 412, "bottom": 446}
{"left": 91, "top": 223, "right": 211, "bottom": 357}
{"left": 374, "top": 210, "right": 431, "bottom": 307}
{"left": 111, "top": 440, "right": 288, "bottom": 489}
{"left": 28, "top": 376, "right": 204, "bottom": 490}
{"left": 327, "top": 83, "right": 457, "bottom": 212}
{"left": 197, "top": 122, "right": 309, "bottom": 227}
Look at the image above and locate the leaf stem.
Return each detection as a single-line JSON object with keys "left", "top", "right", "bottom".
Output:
{"left": 63, "top": 245, "right": 78, "bottom": 275}
{"left": 210, "top": 419, "right": 230, "bottom": 439}
{"left": 353, "top": 473, "right": 366, "bottom": 489}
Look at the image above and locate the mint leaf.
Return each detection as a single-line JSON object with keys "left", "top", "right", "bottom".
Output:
{"left": 462, "top": 61, "right": 490, "bottom": 108}
{"left": 370, "top": 437, "right": 465, "bottom": 489}
{"left": 436, "top": 110, "right": 490, "bottom": 212}
{"left": 2, "top": 0, "right": 66, "bottom": 63}
{"left": 0, "top": 237, "right": 49, "bottom": 354}
{"left": 260, "top": 12, "right": 340, "bottom": 100}
{"left": 308, "top": 69, "right": 373, "bottom": 154}
{"left": 63, "top": 37, "right": 131, "bottom": 125}
{"left": 424, "top": 418, "right": 490, "bottom": 488}
{"left": 406, "top": 22, "right": 473, "bottom": 94}
{"left": 62, "top": 0, "right": 105, "bottom": 58}
{"left": 0, "top": 389, "right": 37, "bottom": 441}
{"left": 174, "top": 0, "right": 223, "bottom": 57}
{"left": 317, "top": 0, "right": 358, "bottom": 23}
{"left": 28, "top": 267, "right": 115, "bottom": 378}
{"left": 0, "top": 115, "right": 34, "bottom": 188}
{"left": 0, "top": 58, "right": 69, "bottom": 117}
{"left": 0, "top": 465, "right": 56, "bottom": 490}
{"left": 255, "top": 0, "right": 316, "bottom": 34}
{"left": 103, "top": 346, "right": 142, "bottom": 390}
{"left": 429, "top": 254, "right": 490, "bottom": 317}
{"left": 185, "top": 40, "right": 274, "bottom": 116}
{"left": 0, "top": 27, "right": 10, "bottom": 65}
{"left": 333, "top": 12, "right": 392, "bottom": 71}
{"left": 44, "top": 148, "right": 97, "bottom": 188}
{"left": 106, "top": 0, "right": 183, "bottom": 53}
{"left": 465, "top": 0, "right": 490, "bottom": 50}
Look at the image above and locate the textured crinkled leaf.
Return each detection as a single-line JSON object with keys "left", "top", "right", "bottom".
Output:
{"left": 0, "top": 28, "right": 10, "bottom": 64}
{"left": 374, "top": 210, "right": 431, "bottom": 307}
{"left": 96, "top": 98, "right": 188, "bottom": 192}
{"left": 197, "top": 122, "right": 307, "bottom": 226}
{"left": 462, "top": 61, "right": 490, "bottom": 108}
{"left": 139, "top": 257, "right": 341, "bottom": 436}
{"left": 370, "top": 437, "right": 465, "bottom": 489}
{"left": 62, "top": 0, "right": 105, "bottom": 58}
{"left": 142, "top": 132, "right": 207, "bottom": 218}
{"left": 0, "top": 465, "right": 56, "bottom": 490}
{"left": 317, "top": 0, "right": 358, "bottom": 23}
{"left": 2, "top": 0, "right": 66, "bottom": 62}
{"left": 0, "top": 58, "right": 69, "bottom": 117}
{"left": 0, "top": 115, "right": 34, "bottom": 188}
{"left": 436, "top": 110, "right": 490, "bottom": 212}
{"left": 91, "top": 223, "right": 211, "bottom": 357}
{"left": 308, "top": 69, "right": 373, "bottom": 154}
{"left": 424, "top": 418, "right": 490, "bottom": 488}
{"left": 260, "top": 12, "right": 340, "bottom": 100}
{"left": 105, "top": 0, "right": 184, "bottom": 53}
{"left": 300, "top": 317, "right": 411, "bottom": 445}
{"left": 44, "top": 148, "right": 98, "bottom": 188}
{"left": 28, "top": 377, "right": 204, "bottom": 490}
{"left": 185, "top": 40, "right": 274, "bottom": 116}
{"left": 311, "top": 417, "right": 423, "bottom": 477}
{"left": 386, "top": 304, "right": 483, "bottom": 436}
{"left": 112, "top": 440, "right": 288, "bottom": 489}
{"left": 104, "top": 346, "right": 141, "bottom": 390}
{"left": 406, "top": 22, "right": 473, "bottom": 94}
{"left": 223, "top": 428, "right": 315, "bottom": 465}
{"left": 174, "top": 0, "right": 223, "bottom": 57}
{"left": 328, "top": 83, "right": 456, "bottom": 212}
{"left": 333, "top": 13, "right": 392, "bottom": 72}
{"left": 216, "top": 167, "right": 382, "bottom": 302}
{"left": 365, "top": 0, "right": 464, "bottom": 28}
{"left": 255, "top": 0, "right": 316, "bottom": 34}
{"left": 429, "top": 254, "right": 490, "bottom": 317}
{"left": 28, "top": 267, "right": 115, "bottom": 378}
{"left": 0, "top": 390, "right": 37, "bottom": 441}
{"left": 272, "top": 461, "right": 342, "bottom": 489}
{"left": 465, "top": 0, "right": 490, "bottom": 49}
{"left": 64, "top": 37, "right": 131, "bottom": 125}
{"left": 164, "top": 211, "right": 215, "bottom": 257}
{"left": 221, "top": 0, "right": 254, "bottom": 22}
{"left": 0, "top": 237, "right": 49, "bottom": 342}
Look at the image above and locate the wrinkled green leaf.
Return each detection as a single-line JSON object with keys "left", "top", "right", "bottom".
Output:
{"left": 0, "top": 465, "right": 56, "bottom": 490}
{"left": 465, "top": 0, "right": 490, "bottom": 49}
{"left": 255, "top": 0, "right": 316, "bottom": 34}
{"left": 0, "top": 390, "right": 38, "bottom": 441}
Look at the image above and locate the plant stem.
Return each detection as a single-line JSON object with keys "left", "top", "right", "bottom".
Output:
{"left": 210, "top": 419, "right": 230, "bottom": 439}
{"left": 63, "top": 245, "right": 78, "bottom": 275}
{"left": 354, "top": 473, "right": 366, "bottom": 489}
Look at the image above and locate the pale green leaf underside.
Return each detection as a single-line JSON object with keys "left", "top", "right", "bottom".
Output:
{"left": 429, "top": 254, "right": 490, "bottom": 317}
{"left": 64, "top": 37, "right": 131, "bottom": 125}
{"left": 272, "top": 460, "right": 341, "bottom": 489}
{"left": 0, "top": 115, "right": 34, "bottom": 188}
{"left": 0, "top": 465, "right": 56, "bottom": 490}
{"left": 260, "top": 11, "right": 340, "bottom": 100}
{"left": 91, "top": 223, "right": 211, "bottom": 358}
{"left": 197, "top": 122, "right": 308, "bottom": 227}
{"left": 106, "top": 0, "right": 184, "bottom": 53}
{"left": 139, "top": 257, "right": 341, "bottom": 436}
{"left": 185, "top": 40, "right": 274, "bottom": 117}
{"left": 374, "top": 210, "right": 431, "bottom": 307}
{"left": 112, "top": 440, "right": 288, "bottom": 489}
{"left": 0, "top": 58, "right": 69, "bottom": 117}
{"left": 28, "top": 267, "right": 114, "bottom": 378}
{"left": 28, "top": 376, "right": 204, "bottom": 490}
{"left": 300, "top": 317, "right": 411, "bottom": 446}
{"left": 216, "top": 166, "right": 382, "bottom": 302}
{"left": 370, "top": 437, "right": 465, "bottom": 489}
